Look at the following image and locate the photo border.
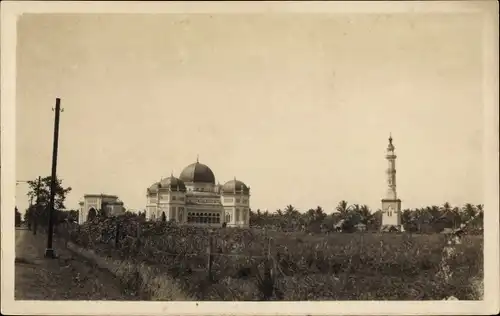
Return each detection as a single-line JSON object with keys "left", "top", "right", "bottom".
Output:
{"left": 1, "top": 1, "right": 498, "bottom": 315}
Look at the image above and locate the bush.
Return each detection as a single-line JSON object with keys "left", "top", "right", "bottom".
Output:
{"left": 62, "top": 216, "right": 483, "bottom": 301}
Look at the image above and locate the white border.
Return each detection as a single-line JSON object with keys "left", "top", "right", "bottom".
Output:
{"left": 1, "top": 1, "right": 499, "bottom": 315}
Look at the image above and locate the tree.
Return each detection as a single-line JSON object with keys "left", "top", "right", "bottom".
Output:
{"left": 450, "top": 207, "right": 462, "bottom": 229}
{"left": 26, "top": 176, "right": 72, "bottom": 227}
{"left": 370, "top": 209, "right": 383, "bottom": 230}
{"left": 15, "top": 207, "right": 21, "bottom": 227}
{"left": 67, "top": 210, "right": 79, "bottom": 222}
{"left": 97, "top": 208, "right": 108, "bottom": 219}
{"left": 335, "top": 200, "right": 350, "bottom": 219}
{"left": 462, "top": 203, "right": 477, "bottom": 223}
{"left": 359, "top": 205, "right": 372, "bottom": 225}
{"left": 284, "top": 205, "right": 297, "bottom": 216}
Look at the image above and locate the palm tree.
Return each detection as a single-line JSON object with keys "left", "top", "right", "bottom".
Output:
{"left": 359, "top": 205, "right": 372, "bottom": 225}
{"left": 284, "top": 205, "right": 296, "bottom": 216}
{"left": 314, "top": 206, "right": 326, "bottom": 222}
{"left": 428, "top": 205, "right": 442, "bottom": 223}
{"left": 439, "top": 206, "right": 462, "bottom": 230}
{"left": 462, "top": 203, "right": 477, "bottom": 222}
{"left": 476, "top": 204, "right": 484, "bottom": 216}
{"left": 440, "top": 202, "right": 453, "bottom": 215}
{"left": 475, "top": 204, "right": 484, "bottom": 226}
{"left": 415, "top": 208, "right": 432, "bottom": 232}
{"left": 335, "top": 200, "right": 350, "bottom": 219}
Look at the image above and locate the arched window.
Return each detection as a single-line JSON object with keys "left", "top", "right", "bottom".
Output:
{"left": 87, "top": 208, "right": 97, "bottom": 222}
{"left": 225, "top": 212, "right": 231, "bottom": 223}
{"left": 179, "top": 209, "right": 184, "bottom": 222}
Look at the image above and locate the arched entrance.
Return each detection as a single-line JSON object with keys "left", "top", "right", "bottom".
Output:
{"left": 87, "top": 207, "right": 97, "bottom": 222}
{"left": 161, "top": 211, "right": 166, "bottom": 222}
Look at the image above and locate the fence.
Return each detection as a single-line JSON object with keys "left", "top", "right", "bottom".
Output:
{"left": 55, "top": 219, "right": 283, "bottom": 300}
{"left": 51, "top": 216, "right": 482, "bottom": 301}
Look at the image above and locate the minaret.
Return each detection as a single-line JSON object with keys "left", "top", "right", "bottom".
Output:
{"left": 386, "top": 133, "right": 397, "bottom": 200}
{"left": 381, "top": 134, "right": 402, "bottom": 231}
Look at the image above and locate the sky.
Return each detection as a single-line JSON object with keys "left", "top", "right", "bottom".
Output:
{"left": 15, "top": 12, "right": 484, "bottom": 214}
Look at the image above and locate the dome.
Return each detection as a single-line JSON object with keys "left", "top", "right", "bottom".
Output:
{"left": 179, "top": 161, "right": 216, "bottom": 184}
{"left": 159, "top": 176, "right": 186, "bottom": 192}
{"left": 222, "top": 179, "right": 250, "bottom": 194}
{"left": 147, "top": 182, "right": 160, "bottom": 194}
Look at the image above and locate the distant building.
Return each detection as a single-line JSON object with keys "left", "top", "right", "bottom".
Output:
{"left": 78, "top": 194, "right": 125, "bottom": 223}
{"left": 146, "top": 158, "right": 251, "bottom": 228}
{"left": 381, "top": 134, "right": 403, "bottom": 232}
{"left": 355, "top": 223, "right": 367, "bottom": 232}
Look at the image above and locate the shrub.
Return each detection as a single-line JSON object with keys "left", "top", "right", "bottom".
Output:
{"left": 61, "top": 217, "right": 483, "bottom": 301}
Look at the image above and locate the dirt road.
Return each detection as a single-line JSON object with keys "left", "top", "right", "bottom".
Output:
{"left": 15, "top": 228, "right": 139, "bottom": 300}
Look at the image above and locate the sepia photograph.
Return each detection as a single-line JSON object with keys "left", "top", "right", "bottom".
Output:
{"left": 1, "top": 1, "right": 498, "bottom": 315}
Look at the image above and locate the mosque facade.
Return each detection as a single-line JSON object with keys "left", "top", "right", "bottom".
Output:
{"left": 146, "top": 159, "right": 251, "bottom": 228}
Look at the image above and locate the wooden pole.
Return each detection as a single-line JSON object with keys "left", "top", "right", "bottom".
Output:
{"left": 136, "top": 222, "right": 141, "bottom": 238}
{"left": 207, "top": 234, "right": 213, "bottom": 282}
{"left": 136, "top": 222, "right": 142, "bottom": 256}
{"left": 267, "top": 237, "right": 275, "bottom": 280}
{"left": 115, "top": 221, "right": 120, "bottom": 249}
{"left": 45, "top": 98, "right": 62, "bottom": 259}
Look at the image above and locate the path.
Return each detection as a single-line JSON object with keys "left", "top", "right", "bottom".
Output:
{"left": 15, "top": 228, "right": 140, "bottom": 300}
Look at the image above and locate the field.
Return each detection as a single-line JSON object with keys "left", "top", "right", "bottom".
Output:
{"left": 61, "top": 216, "right": 483, "bottom": 301}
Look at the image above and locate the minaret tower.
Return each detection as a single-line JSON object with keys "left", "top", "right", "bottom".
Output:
{"left": 381, "top": 134, "right": 402, "bottom": 231}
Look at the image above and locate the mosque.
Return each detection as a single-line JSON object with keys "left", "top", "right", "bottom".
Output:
{"left": 146, "top": 158, "right": 251, "bottom": 228}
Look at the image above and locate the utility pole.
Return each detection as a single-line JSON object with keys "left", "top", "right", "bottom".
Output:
{"left": 33, "top": 176, "right": 42, "bottom": 234}
{"left": 45, "top": 98, "right": 62, "bottom": 259}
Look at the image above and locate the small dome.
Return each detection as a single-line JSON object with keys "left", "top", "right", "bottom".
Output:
{"left": 159, "top": 176, "right": 186, "bottom": 192}
{"left": 147, "top": 182, "right": 160, "bottom": 194}
{"left": 222, "top": 179, "right": 249, "bottom": 194}
{"left": 179, "top": 161, "right": 216, "bottom": 184}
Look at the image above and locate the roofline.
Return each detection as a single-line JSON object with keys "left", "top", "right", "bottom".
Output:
{"left": 381, "top": 199, "right": 402, "bottom": 202}
{"left": 84, "top": 194, "right": 119, "bottom": 198}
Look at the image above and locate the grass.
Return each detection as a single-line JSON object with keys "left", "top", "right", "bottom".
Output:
{"left": 63, "top": 219, "right": 484, "bottom": 301}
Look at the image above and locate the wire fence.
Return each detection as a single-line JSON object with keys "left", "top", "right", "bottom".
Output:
{"left": 54, "top": 220, "right": 282, "bottom": 283}
{"left": 44, "top": 215, "right": 483, "bottom": 300}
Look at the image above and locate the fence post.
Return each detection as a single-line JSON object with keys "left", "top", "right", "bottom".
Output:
{"left": 136, "top": 222, "right": 142, "bottom": 256}
{"left": 267, "top": 237, "right": 275, "bottom": 281}
{"left": 115, "top": 221, "right": 120, "bottom": 249}
{"left": 207, "top": 234, "right": 214, "bottom": 282}
{"left": 63, "top": 222, "right": 68, "bottom": 248}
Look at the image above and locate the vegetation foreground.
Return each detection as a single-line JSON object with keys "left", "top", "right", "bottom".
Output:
{"left": 59, "top": 215, "right": 483, "bottom": 301}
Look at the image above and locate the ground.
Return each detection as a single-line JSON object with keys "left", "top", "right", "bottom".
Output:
{"left": 14, "top": 227, "right": 139, "bottom": 300}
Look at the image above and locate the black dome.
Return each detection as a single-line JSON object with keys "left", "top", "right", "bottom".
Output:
{"left": 179, "top": 161, "right": 216, "bottom": 184}
{"left": 222, "top": 179, "right": 249, "bottom": 194}
{"left": 159, "top": 176, "right": 186, "bottom": 192}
